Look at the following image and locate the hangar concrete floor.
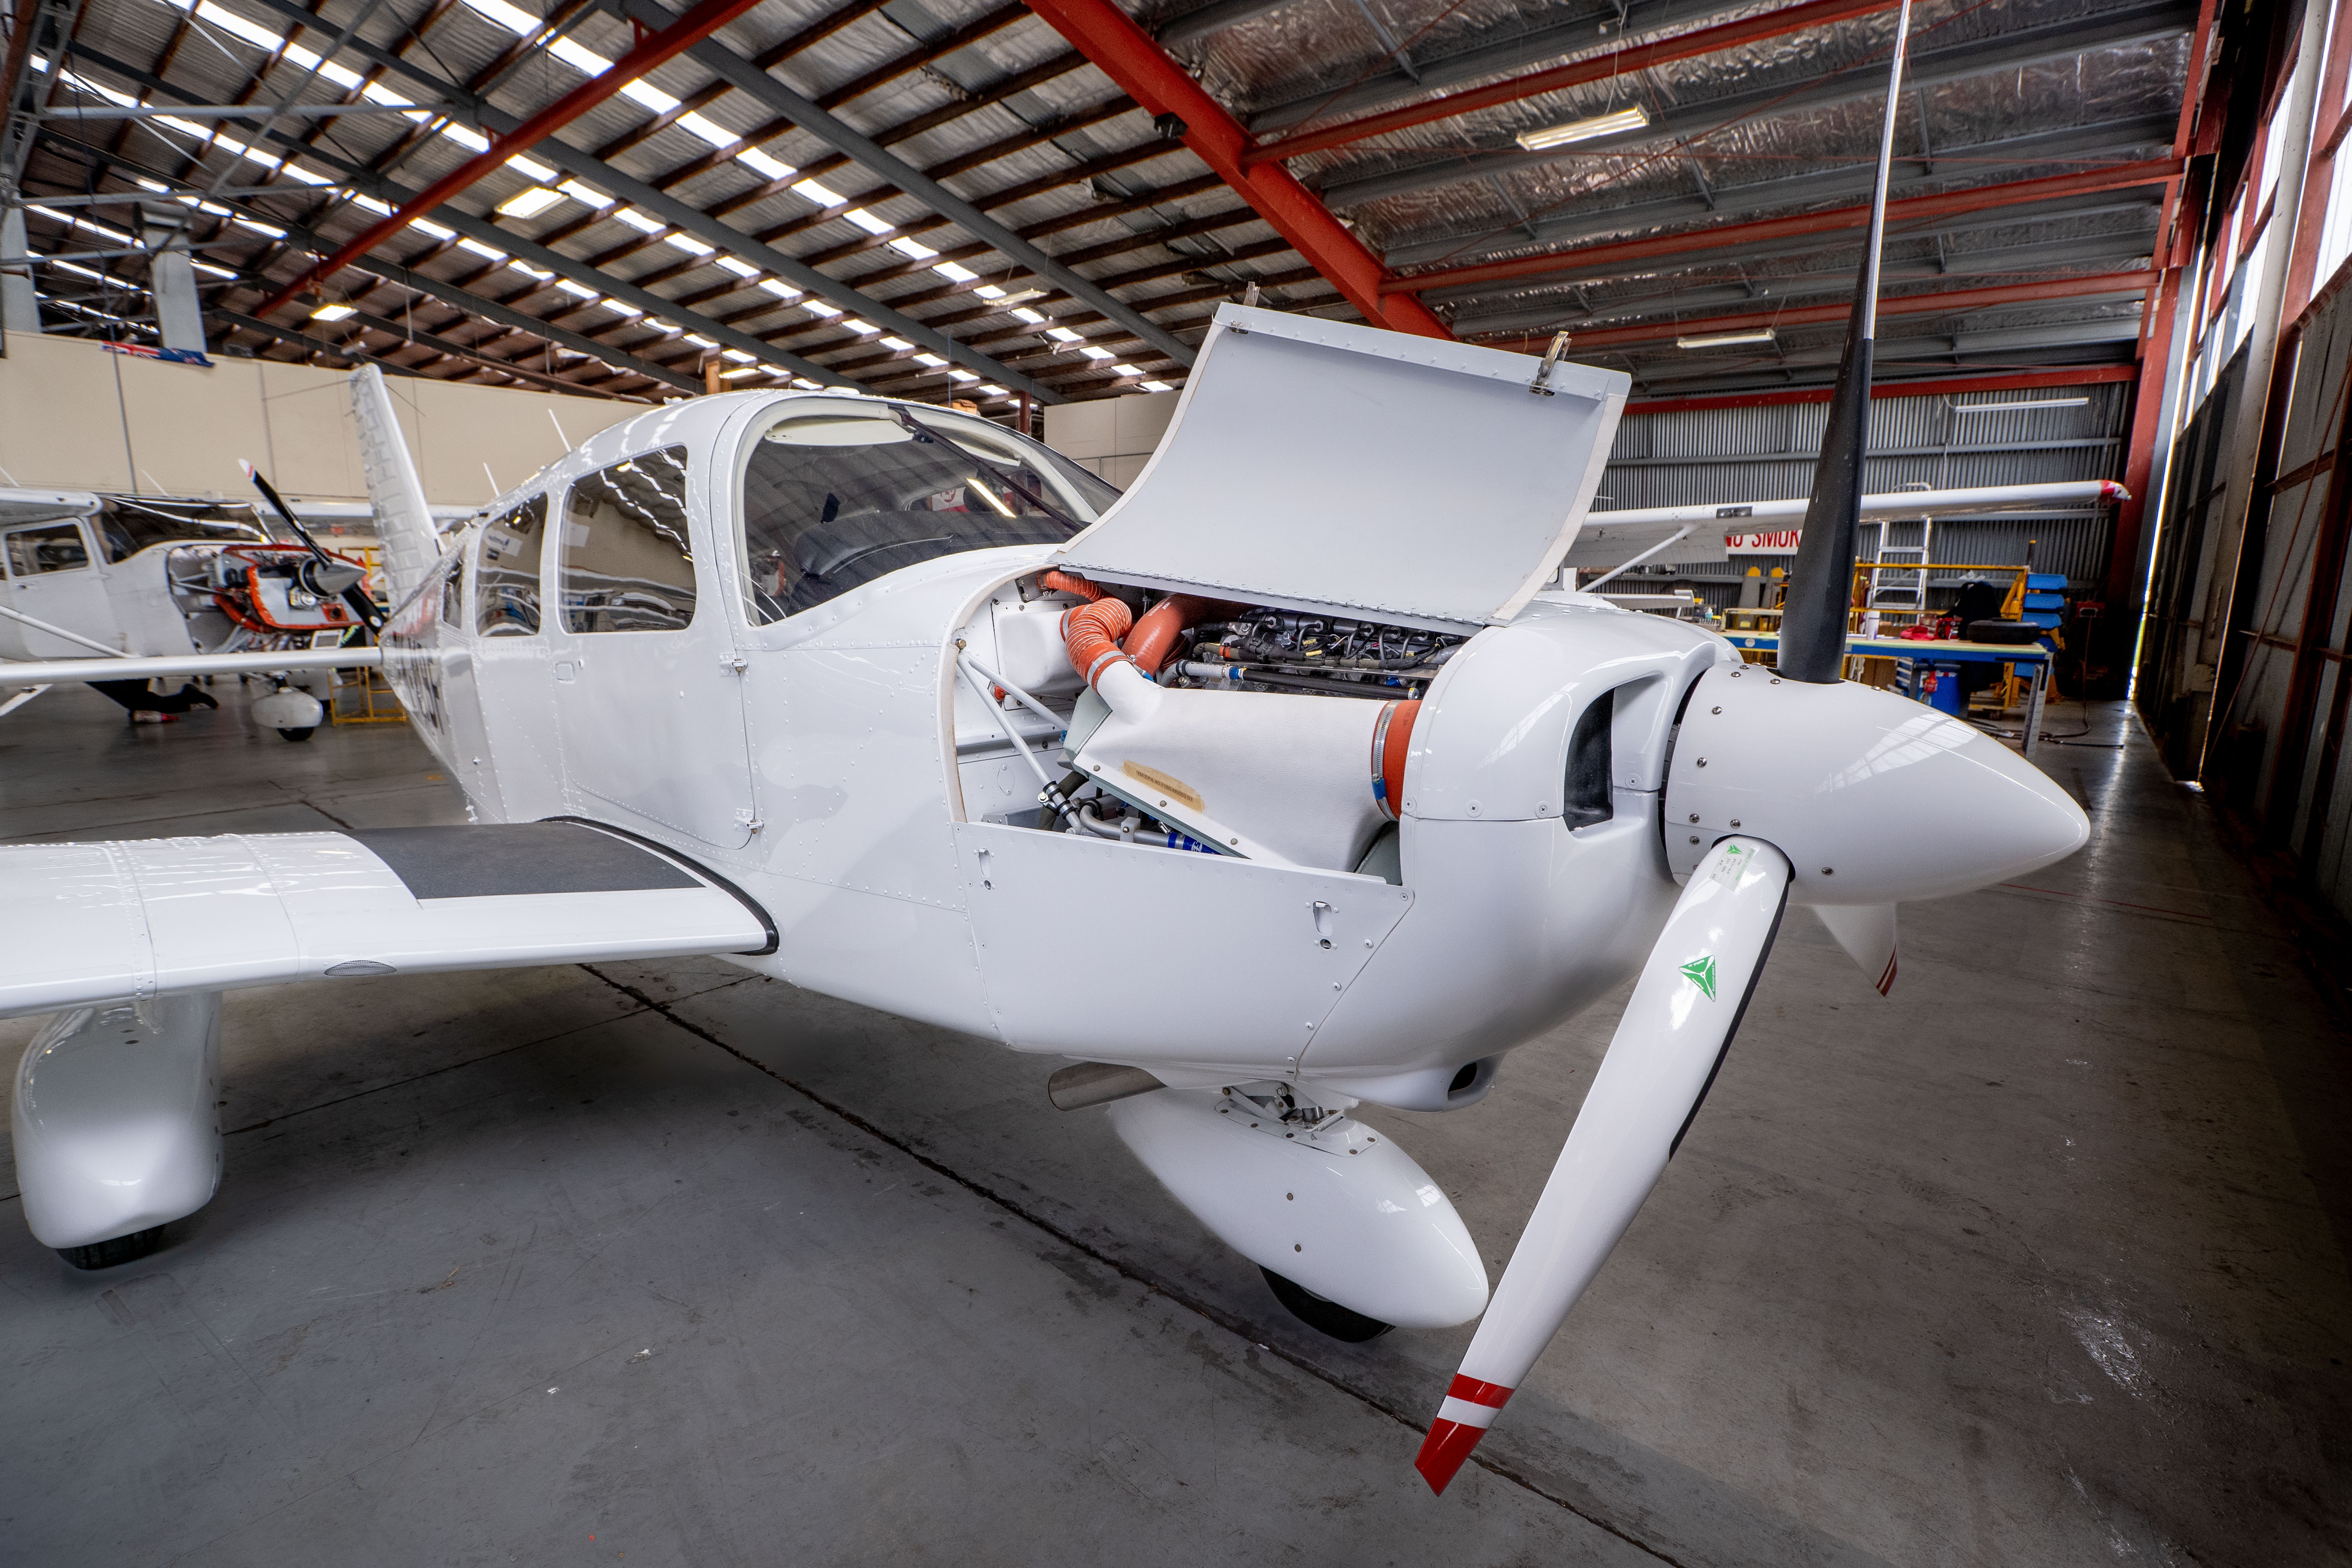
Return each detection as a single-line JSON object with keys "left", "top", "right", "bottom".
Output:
{"left": 2, "top": 678, "right": 2348, "bottom": 1568}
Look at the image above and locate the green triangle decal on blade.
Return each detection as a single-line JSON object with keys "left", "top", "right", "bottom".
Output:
{"left": 1679, "top": 955, "right": 1718, "bottom": 1001}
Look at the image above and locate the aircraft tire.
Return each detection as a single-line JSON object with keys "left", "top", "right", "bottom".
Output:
{"left": 56, "top": 1224, "right": 169, "bottom": 1271}
{"left": 277, "top": 727, "right": 316, "bottom": 742}
{"left": 1260, "top": 1267, "right": 1394, "bottom": 1342}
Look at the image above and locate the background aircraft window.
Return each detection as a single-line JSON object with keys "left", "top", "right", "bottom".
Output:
{"left": 95, "top": 499, "right": 268, "bottom": 562}
{"left": 4, "top": 524, "right": 91, "bottom": 576}
{"left": 739, "top": 399, "right": 1120, "bottom": 623}
{"left": 475, "top": 495, "right": 548, "bottom": 636}
{"left": 562, "top": 449, "right": 694, "bottom": 633}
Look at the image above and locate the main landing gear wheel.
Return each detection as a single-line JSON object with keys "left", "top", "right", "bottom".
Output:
{"left": 57, "top": 1224, "right": 169, "bottom": 1271}
{"left": 277, "top": 727, "right": 315, "bottom": 742}
{"left": 1261, "top": 1267, "right": 1394, "bottom": 1342}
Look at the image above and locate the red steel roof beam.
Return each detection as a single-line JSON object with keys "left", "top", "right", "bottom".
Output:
{"left": 1491, "top": 271, "right": 2157, "bottom": 352}
{"left": 1385, "top": 160, "right": 2182, "bottom": 297}
{"left": 1242, "top": 0, "right": 1896, "bottom": 169}
{"left": 259, "top": 0, "right": 769, "bottom": 318}
{"left": 1019, "top": 0, "right": 1451, "bottom": 340}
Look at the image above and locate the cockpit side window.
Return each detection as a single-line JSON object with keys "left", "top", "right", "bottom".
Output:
{"left": 474, "top": 494, "right": 548, "bottom": 637}
{"left": 738, "top": 399, "right": 1120, "bottom": 624}
{"left": 562, "top": 448, "right": 695, "bottom": 634}
{"left": 3, "top": 522, "right": 92, "bottom": 576}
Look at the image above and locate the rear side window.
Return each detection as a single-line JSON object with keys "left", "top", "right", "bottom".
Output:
{"left": 4, "top": 523, "right": 91, "bottom": 576}
{"left": 474, "top": 495, "right": 546, "bottom": 636}
{"left": 562, "top": 448, "right": 694, "bottom": 634}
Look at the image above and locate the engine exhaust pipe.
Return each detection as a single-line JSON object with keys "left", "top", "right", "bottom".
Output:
{"left": 1047, "top": 1061, "right": 1165, "bottom": 1111}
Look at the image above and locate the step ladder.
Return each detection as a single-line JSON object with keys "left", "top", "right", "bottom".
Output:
{"left": 1866, "top": 516, "right": 1933, "bottom": 617}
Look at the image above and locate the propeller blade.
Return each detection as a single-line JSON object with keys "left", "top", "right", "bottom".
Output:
{"left": 241, "top": 459, "right": 384, "bottom": 633}
{"left": 1771, "top": 0, "right": 1916, "bottom": 685}
{"left": 1415, "top": 837, "right": 1792, "bottom": 1494}
{"left": 1813, "top": 903, "right": 1897, "bottom": 996}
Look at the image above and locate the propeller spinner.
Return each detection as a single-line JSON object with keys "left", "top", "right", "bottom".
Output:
{"left": 1415, "top": 0, "right": 2089, "bottom": 1493}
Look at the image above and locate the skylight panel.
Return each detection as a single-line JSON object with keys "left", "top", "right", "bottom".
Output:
{"left": 881, "top": 336, "right": 913, "bottom": 350}
{"left": 738, "top": 149, "right": 794, "bottom": 181}
{"left": 791, "top": 179, "right": 844, "bottom": 206}
{"left": 842, "top": 210, "right": 892, "bottom": 235}
{"left": 887, "top": 237, "right": 936, "bottom": 259}
{"left": 717, "top": 258, "right": 759, "bottom": 277}
{"left": 547, "top": 36, "right": 610, "bottom": 75}
{"left": 458, "top": 0, "right": 537, "bottom": 34}
{"left": 674, "top": 113, "right": 737, "bottom": 148}
{"left": 558, "top": 181, "right": 614, "bottom": 208}
{"left": 934, "top": 262, "right": 978, "bottom": 283}
{"left": 611, "top": 208, "right": 665, "bottom": 233}
{"left": 619, "top": 80, "right": 680, "bottom": 115}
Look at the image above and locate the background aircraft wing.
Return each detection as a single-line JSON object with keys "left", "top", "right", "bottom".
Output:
{"left": 0, "top": 647, "right": 385, "bottom": 688}
{"left": 0, "top": 822, "right": 773, "bottom": 1020}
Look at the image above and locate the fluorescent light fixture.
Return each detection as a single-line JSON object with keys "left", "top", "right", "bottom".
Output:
{"left": 309, "top": 302, "right": 356, "bottom": 321}
{"left": 1675, "top": 327, "right": 1776, "bottom": 349}
{"left": 1515, "top": 104, "right": 1649, "bottom": 152}
{"left": 1950, "top": 397, "right": 2090, "bottom": 413}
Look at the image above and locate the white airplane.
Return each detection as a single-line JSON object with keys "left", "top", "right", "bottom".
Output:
{"left": 0, "top": 483, "right": 465, "bottom": 735}
{"left": 0, "top": 18, "right": 2086, "bottom": 1487}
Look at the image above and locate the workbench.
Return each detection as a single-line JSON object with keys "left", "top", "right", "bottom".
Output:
{"left": 1716, "top": 632, "right": 2054, "bottom": 758}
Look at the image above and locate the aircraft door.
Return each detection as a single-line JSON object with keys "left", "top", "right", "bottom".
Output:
{"left": 1, "top": 520, "right": 118, "bottom": 658}
{"left": 549, "top": 447, "right": 758, "bottom": 852}
{"left": 469, "top": 496, "right": 564, "bottom": 822}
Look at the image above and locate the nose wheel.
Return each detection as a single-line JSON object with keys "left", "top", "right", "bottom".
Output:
{"left": 1261, "top": 1267, "right": 1393, "bottom": 1342}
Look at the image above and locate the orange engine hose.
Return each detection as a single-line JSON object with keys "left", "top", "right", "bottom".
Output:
{"left": 1371, "top": 700, "right": 1420, "bottom": 820}
{"left": 1122, "top": 593, "right": 1208, "bottom": 676}
{"left": 1064, "top": 596, "right": 1135, "bottom": 690}
{"left": 1037, "top": 568, "right": 1102, "bottom": 602}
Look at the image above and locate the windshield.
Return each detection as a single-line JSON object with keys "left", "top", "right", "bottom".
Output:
{"left": 739, "top": 397, "right": 1122, "bottom": 623}
{"left": 94, "top": 497, "right": 269, "bottom": 562}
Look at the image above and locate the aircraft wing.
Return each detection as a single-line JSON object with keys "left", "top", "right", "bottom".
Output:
{"left": 1559, "top": 518, "right": 1733, "bottom": 569}
{"left": 0, "top": 823, "right": 773, "bottom": 1020}
{"left": 0, "top": 648, "right": 385, "bottom": 687}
